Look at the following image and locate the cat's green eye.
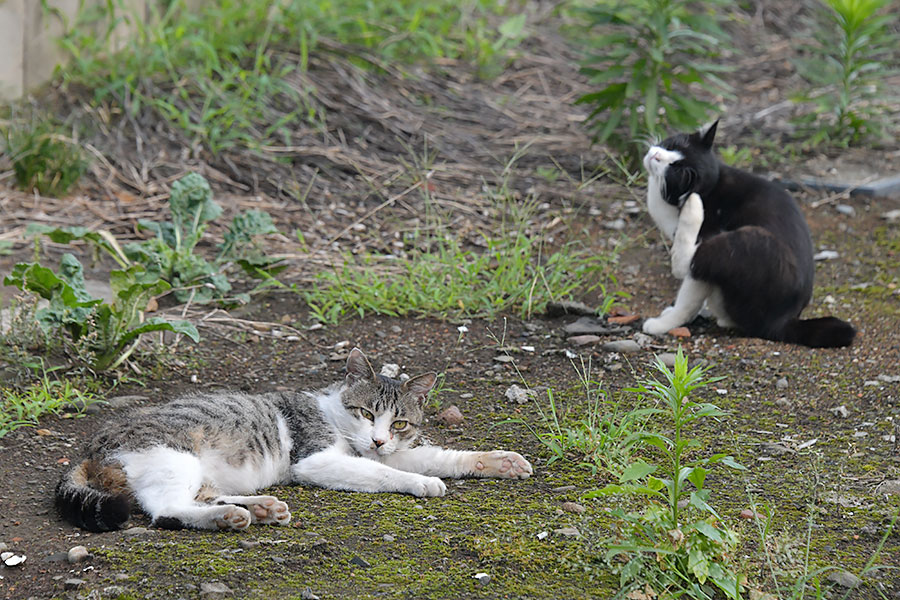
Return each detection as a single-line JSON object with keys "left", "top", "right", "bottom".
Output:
{"left": 358, "top": 408, "right": 375, "bottom": 421}
{"left": 391, "top": 420, "right": 408, "bottom": 430}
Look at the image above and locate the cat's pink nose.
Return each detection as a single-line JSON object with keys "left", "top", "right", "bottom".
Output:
{"left": 650, "top": 151, "right": 662, "bottom": 162}
{"left": 372, "top": 438, "right": 385, "bottom": 448}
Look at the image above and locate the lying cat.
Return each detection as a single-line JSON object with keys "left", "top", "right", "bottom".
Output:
{"left": 56, "top": 348, "right": 532, "bottom": 532}
{"left": 641, "top": 120, "right": 856, "bottom": 348}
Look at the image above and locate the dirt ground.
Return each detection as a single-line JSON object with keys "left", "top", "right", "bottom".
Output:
{"left": 2, "top": 4, "right": 900, "bottom": 599}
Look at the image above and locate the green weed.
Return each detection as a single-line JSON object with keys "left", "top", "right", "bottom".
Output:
{"left": 792, "top": 0, "right": 898, "bottom": 147}
{"left": 53, "top": 0, "right": 523, "bottom": 154}
{"left": 575, "top": 0, "right": 733, "bottom": 164}
{"left": 587, "top": 349, "right": 747, "bottom": 599}
{"left": 0, "top": 361, "right": 100, "bottom": 438}
{"left": 1, "top": 111, "right": 88, "bottom": 197}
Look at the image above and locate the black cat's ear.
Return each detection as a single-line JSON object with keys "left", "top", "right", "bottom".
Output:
{"left": 701, "top": 120, "right": 718, "bottom": 149}
{"left": 346, "top": 348, "right": 377, "bottom": 382}
{"left": 403, "top": 372, "right": 437, "bottom": 405}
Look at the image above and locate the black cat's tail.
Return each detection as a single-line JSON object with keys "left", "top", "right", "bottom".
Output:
{"left": 56, "top": 459, "right": 132, "bottom": 532}
{"left": 776, "top": 317, "right": 857, "bottom": 348}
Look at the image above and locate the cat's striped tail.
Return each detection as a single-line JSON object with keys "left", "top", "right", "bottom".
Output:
{"left": 778, "top": 317, "right": 857, "bottom": 348}
{"left": 56, "top": 459, "right": 132, "bottom": 532}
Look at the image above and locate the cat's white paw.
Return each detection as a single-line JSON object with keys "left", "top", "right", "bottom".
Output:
{"left": 475, "top": 451, "right": 533, "bottom": 479}
{"left": 409, "top": 476, "right": 447, "bottom": 497}
{"left": 643, "top": 316, "right": 676, "bottom": 336}
{"left": 215, "top": 506, "right": 252, "bottom": 531}
{"left": 249, "top": 496, "right": 291, "bottom": 526}
{"left": 680, "top": 193, "right": 704, "bottom": 229}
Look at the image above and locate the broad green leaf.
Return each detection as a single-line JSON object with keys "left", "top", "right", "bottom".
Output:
{"left": 691, "top": 519, "right": 723, "bottom": 542}
{"left": 620, "top": 460, "right": 656, "bottom": 483}
{"left": 688, "top": 545, "right": 709, "bottom": 584}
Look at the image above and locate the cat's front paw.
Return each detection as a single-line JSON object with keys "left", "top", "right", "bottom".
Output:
{"left": 679, "top": 193, "right": 704, "bottom": 229}
{"left": 643, "top": 316, "right": 675, "bottom": 336}
{"left": 409, "top": 475, "right": 447, "bottom": 497}
{"left": 475, "top": 451, "right": 533, "bottom": 479}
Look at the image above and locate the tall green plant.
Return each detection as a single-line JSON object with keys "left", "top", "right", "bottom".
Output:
{"left": 587, "top": 349, "right": 747, "bottom": 599}
{"left": 575, "top": 0, "right": 732, "bottom": 163}
{"left": 792, "top": 0, "right": 898, "bottom": 147}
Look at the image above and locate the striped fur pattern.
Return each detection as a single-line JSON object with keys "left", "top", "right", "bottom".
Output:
{"left": 56, "top": 348, "right": 533, "bottom": 532}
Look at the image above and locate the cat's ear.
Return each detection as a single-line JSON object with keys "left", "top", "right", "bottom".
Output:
{"left": 700, "top": 120, "right": 718, "bottom": 149}
{"left": 346, "top": 348, "right": 377, "bottom": 382}
{"left": 403, "top": 372, "right": 437, "bottom": 405}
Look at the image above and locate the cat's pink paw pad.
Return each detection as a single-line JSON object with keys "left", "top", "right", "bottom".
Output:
{"left": 479, "top": 451, "right": 533, "bottom": 479}
{"left": 250, "top": 497, "right": 291, "bottom": 526}
{"left": 216, "top": 506, "right": 251, "bottom": 530}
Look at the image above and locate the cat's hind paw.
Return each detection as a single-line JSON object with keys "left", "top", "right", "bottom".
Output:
{"left": 475, "top": 451, "right": 533, "bottom": 479}
{"left": 214, "top": 506, "right": 252, "bottom": 531}
{"left": 249, "top": 497, "right": 291, "bottom": 526}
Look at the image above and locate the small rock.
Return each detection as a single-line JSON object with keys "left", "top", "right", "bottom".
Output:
{"left": 739, "top": 509, "right": 762, "bottom": 520}
{"left": 605, "top": 218, "right": 626, "bottom": 230}
{"left": 545, "top": 300, "right": 597, "bottom": 317}
{"left": 877, "top": 374, "right": 900, "bottom": 383}
{"left": 436, "top": 405, "right": 464, "bottom": 426}
{"left": 382, "top": 534, "right": 395, "bottom": 543}
{"left": 200, "top": 581, "right": 233, "bottom": 597}
{"left": 301, "top": 588, "right": 320, "bottom": 600}
{"left": 122, "top": 527, "right": 150, "bottom": 536}
{"left": 553, "top": 527, "right": 580, "bottom": 537}
{"left": 1, "top": 552, "right": 26, "bottom": 566}
{"left": 607, "top": 314, "right": 640, "bottom": 325}
{"left": 874, "top": 480, "right": 900, "bottom": 496}
{"left": 602, "top": 340, "right": 641, "bottom": 353}
{"left": 759, "top": 442, "right": 795, "bottom": 456}
{"left": 551, "top": 485, "right": 576, "bottom": 493}
{"left": 658, "top": 353, "right": 677, "bottom": 368}
{"left": 881, "top": 209, "right": 900, "bottom": 222}
{"left": 349, "top": 555, "right": 371, "bottom": 568}
{"left": 64, "top": 578, "right": 85, "bottom": 590}
{"left": 829, "top": 405, "right": 849, "bottom": 418}
{"left": 826, "top": 570, "right": 861, "bottom": 589}
{"left": 238, "top": 540, "right": 259, "bottom": 550}
{"left": 493, "top": 355, "right": 514, "bottom": 363}
{"left": 835, "top": 204, "right": 856, "bottom": 217}
{"left": 271, "top": 556, "right": 286, "bottom": 564}
{"left": 67, "top": 546, "right": 90, "bottom": 564}
{"left": 102, "top": 586, "right": 126, "bottom": 596}
{"left": 775, "top": 377, "right": 788, "bottom": 390}
{"left": 561, "top": 502, "right": 586, "bottom": 514}
{"left": 504, "top": 384, "right": 536, "bottom": 404}
{"left": 380, "top": 363, "right": 401, "bottom": 378}
{"left": 473, "top": 572, "right": 491, "bottom": 586}
{"left": 564, "top": 316, "right": 615, "bottom": 335}
{"left": 668, "top": 327, "right": 691, "bottom": 338}
{"left": 536, "top": 531, "right": 549, "bottom": 540}
{"left": 43, "top": 551, "right": 69, "bottom": 563}
{"left": 568, "top": 334, "right": 600, "bottom": 346}
{"left": 459, "top": 393, "right": 473, "bottom": 399}
{"left": 0, "top": 542, "right": 7, "bottom": 552}
{"left": 813, "top": 250, "right": 839, "bottom": 261}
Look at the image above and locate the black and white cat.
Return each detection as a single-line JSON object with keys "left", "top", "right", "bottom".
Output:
{"left": 641, "top": 120, "right": 856, "bottom": 348}
{"left": 56, "top": 348, "right": 532, "bottom": 532}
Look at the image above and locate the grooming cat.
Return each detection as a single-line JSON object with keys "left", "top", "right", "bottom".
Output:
{"left": 56, "top": 348, "right": 532, "bottom": 532}
{"left": 641, "top": 120, "right": 856, "bottom": 348}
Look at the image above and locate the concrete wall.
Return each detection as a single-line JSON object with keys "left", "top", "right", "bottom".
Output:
{"left": 0, "top": 0, "right": 149, "bottom": 101}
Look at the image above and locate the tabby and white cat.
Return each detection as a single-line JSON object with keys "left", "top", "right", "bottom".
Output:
{"left": 56, "top": 348, "right": 532, "bottom": 532}
{"left": 641, "top": 121, "right": 856, "bottom": 348}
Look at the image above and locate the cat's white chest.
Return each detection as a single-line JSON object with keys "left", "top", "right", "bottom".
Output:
{"left": 647, "top": 174, "right": 679, "bottom": 241}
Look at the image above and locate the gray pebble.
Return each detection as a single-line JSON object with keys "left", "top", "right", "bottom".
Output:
{"left": 382, "top": 534, "right": 396, "bottom": 543}
{"left": 122, "top": 527, "right": 150, "bottom": 536}
{"left": 106, "top": 395, "right": 148, "bottom": 410}
{"left": 830, "top": 405, "right": 849, "bottom": 418}
{"left": 238, "top": 540, "right": 259, "bottom": 550}
{"left": 759, "top": 442, "right": 795, "bottom": 456}
{"left": 67, "top": 545, "right": 90, "bottom": 564}
{"left": 813, "top": 250, "right": 839, "bottom": 261}
{"left": 835, "top": 204, "right": 856, "bottom": 217}
{"left": 568, "top": 335, "right": 600, "bottom": 346}
{"left": 602, "top": 340, "right": 641, "bottom": 353}
{"left": 301, "top": 588, "right": 320, "bottom": 600}
{"left": 103, "top": 586, "right": 127, "bottom": 596}
{"left": 474, "top": 572, "right": 491, "bottom": 586}
{"left": 875, "top": 480, "right": 900, "bottom": 496}
{"left": 775, "top": 377, "right": 788, "bottom": 390}
{"left": 553, "top": 527, "right": 580, "bottom": 537}
{"left": 564, "top": 316, "right": 614, "bottom": 335}
{"left": 349, "top": 555, "right": 371, "bottom": 568}
{"left": 658, "top": 353, "right": 676, "bottom": 368}
{"left": 0, "top": 542, "right": 7, "bottom": 552}
{"left": 826, "top": 570, "right": 861, "bottom": 589}
{"left": 64, "top": 579, "right": 85, "bottom": 590}
{"left": 561, "top": 502, "right": 586, "bottom": 514}
{"left": 390, "top": 325, "right": 402, "bottom": 334}
{"left": 200, "top": 581, "right": 233, "bottom": 597}
{"left": 504, "top": 384, "right": 535, "bottom": 404}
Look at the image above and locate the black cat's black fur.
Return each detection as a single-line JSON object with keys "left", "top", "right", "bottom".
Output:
{"left": 653, "top": 121, "right": 856, "bottom": 348}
